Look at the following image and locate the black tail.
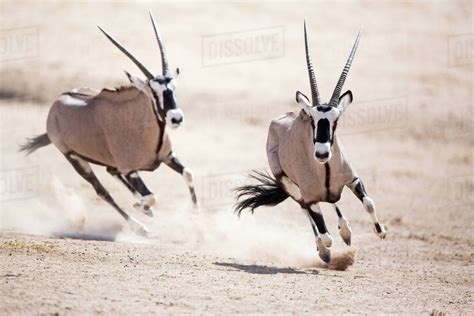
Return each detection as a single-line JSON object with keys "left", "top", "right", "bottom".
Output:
{"left": 19, "top": 133, "right": 51, "bottom": 155}
{"left": 234, "top": 170, "right": 289, "bottom": 216}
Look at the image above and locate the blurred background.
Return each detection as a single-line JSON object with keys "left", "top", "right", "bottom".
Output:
{"left": 0, "top": 1, "right": 472, "bottom": 313}
{"left": 1, "top": 0, "right": 471, "bottom": 235}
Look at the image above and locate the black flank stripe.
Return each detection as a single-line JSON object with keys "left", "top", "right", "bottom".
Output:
{"left": 324, "top": 163, "right": 331, "bottom": 200}
{"left": 149, "top": 88, "right": 167, "bottom": 155}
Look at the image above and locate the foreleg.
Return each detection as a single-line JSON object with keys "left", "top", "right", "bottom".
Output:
{"left": 333, "top": 204, "right": 352, "bottom": 245}
{"left": 347, "top": 178, "right": 386, "bottom": 239}
{"left": 163, "top": 152, "right": 197, "bottom": 206}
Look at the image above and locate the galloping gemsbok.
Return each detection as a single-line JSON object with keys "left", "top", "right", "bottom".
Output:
{"left": 20, "top": 12, "right": 197, "bottom": 236}
{"left": 235, "top": 21, "right": 386, "bottom": 263}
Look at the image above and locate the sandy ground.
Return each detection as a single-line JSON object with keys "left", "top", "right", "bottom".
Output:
{"left": 0, "top": 1, "right": 473, "bottom": 314}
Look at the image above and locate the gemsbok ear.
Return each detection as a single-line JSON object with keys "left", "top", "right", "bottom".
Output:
{"left": 338, "top": 90, "right": 353, "bottom": 112}
{"left": 296, "top": 91, "right": 312, "bottom": 116}
{"left": 124, "top": 71, "right": 147, "bottom": 90}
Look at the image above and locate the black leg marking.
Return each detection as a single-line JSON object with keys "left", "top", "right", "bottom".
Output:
{"left": 125, "top": 172, "right": 153, "bottom": 197}
{"left": 300, "top": 206, "right": 319, "bottom": 238}
{"left": 107, "top": 168, "right": 155, "bottom": 217}
{"left": 308, "top": 208, "right": 329, "bottom": 234}
{"left": 163, "top": 153, "right": 184, "bottom": 174}
{"left": 352, "top": 178, "right": 367, "bottom": 202}
{"left": 375, "top": 222, "right": 382, "bottom": 233}
{"left": 65, "top": 154, "right": 129, "bottom": 221}
{"left": 335, "top": 205, "right": 343, "bottom": 218}
{"left": 106, "top": 167, "right": 138, "bottom": 196}
{"left": 164, "top": 153, "right": 197, "bottom": 205}
{"left": 302, "top": 206, "right": 331, "bottom": 263}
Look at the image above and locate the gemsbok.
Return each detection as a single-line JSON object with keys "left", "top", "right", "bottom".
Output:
{"left": 20, "top": 12, "right": 197, "bottom": 236}
{"left": 234, "top": 21, "right": 386, "bottom": 263}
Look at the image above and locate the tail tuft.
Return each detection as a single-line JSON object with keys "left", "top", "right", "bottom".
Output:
{"left": 19, "top": 133, "right": 51, "bottom": 155}
{"left": 233, "top": 170, "right": 289, "bottom": 216}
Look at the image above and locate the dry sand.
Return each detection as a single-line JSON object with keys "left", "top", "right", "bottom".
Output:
{"left": 0, "top": 1, "right": 472, "bottom": 314}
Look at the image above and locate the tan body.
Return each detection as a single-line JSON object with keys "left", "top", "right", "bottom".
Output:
{"left": 20, "top": 13, "right": 197, "bottom": 237}
{"left": 235, "top": 21, "right": 386, "bottom": 263}
{"left": 46, "top": 86, "right": 171, "bottom": 174}
{"left": 267, "top": 111, "right": 356, "bottom": 204}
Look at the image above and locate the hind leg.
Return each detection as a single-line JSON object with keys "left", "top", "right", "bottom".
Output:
{"left": 106, "top": 167, "right": 156, "bottom": 217}
{"left": 65, "top": 153, "right": 148, "bottom": 236}
{"left": 163, "top": 152, "right": 197, "bottom": 207}
{"left": 333, "top": 204, "right": 352, "bottom": 245}
{"left": 303, "top": 205, "right": 331, "bottom": 263}
{"left": 307, "top": 203, "right": 333, "bottom": 248}
{"left": 279, "top": 176, "right": 332, "bottom": 261}
{"left": 126, "top": 172, "right": 156, "bottom": 217}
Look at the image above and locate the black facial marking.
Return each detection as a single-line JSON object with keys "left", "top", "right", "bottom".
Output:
{"left": 315, "top": 151, "right": 329, "bottom": 159}
{"left": 331, "top": 118, "right": 339, "bottom": 145}
{"left": 149, "top": 85, "right": 165, "bottom": 120}
{"left": 316, "top": 105, "right": 332, "bottom": 113}
{"left": 335, "top": 205, "right": 343, "bottom": 218}
{"left": 316, "top": 118, "right": 330, "bottom": 143}
{"left": 154, "top": 77, "right": 172, "bottom": 84}
{"left": 163, "top": 89, "right": 177, "bottom": 110}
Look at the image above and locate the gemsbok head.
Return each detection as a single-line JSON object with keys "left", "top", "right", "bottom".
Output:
{"left": 98, "top": 12, "right": 184, "bottom": 128}
{"left": 296, "top": 21, "right": 360, "bottom": 164}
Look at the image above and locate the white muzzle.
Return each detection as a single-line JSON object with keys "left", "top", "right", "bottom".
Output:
{"left": 314, "top": 142, "right": 332, "bottom": 164}
{"left": 166, "top": 109, "right": 184, "bottom": 128}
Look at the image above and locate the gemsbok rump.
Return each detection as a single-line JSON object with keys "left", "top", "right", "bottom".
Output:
{"left": 20, "top": 12, "right": 197, "bottom": 236}
{"left": 234, "top": 21, "right": 386, "bottom": 263}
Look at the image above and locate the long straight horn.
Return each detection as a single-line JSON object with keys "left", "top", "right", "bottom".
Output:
{"left": 98, "top": 26, "right": 154, "bottom": 80}
{"left": 149, "top": 11, "right": 169, "bottom": 76}
{"left": 328, "top": 29, "right": 362, "bottom": 107}
{"left": 304, "top": 20, "right": 321, "bottom": 106}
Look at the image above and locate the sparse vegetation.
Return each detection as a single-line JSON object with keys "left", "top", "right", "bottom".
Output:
{"left": 0, "top": 240, "right": 56, "bottom": 253}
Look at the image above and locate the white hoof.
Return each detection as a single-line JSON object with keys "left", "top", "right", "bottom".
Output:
{"left": 374, "top": 223, "right": 387, "bottom": 239}
{"left": 127, "top": 218, "right": 148, "bottom": 237}
{"left": 320, "top": 232, "right": 333, "bottom": 248}
{"left": 338, "top": 217, "right": 352, "bottom": 245}
{"left": 142, "top": 194, "right": 156, "bottom": 206}
{"left": 316, "top": 237, "right": 331, "bottom": 263}
{"left": 133, "top": 194, "right": 156, "bottom": 217}
{"left": 133, "top": 202, "right": 155, "bottom": 217}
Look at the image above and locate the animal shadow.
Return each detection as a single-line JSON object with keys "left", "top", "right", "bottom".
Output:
{"left": 214, "top": 262, "right": 319, "bottom": 275}
{"left": 53, "top": 231, "right": 118, "bottom": 242}
{"left": 53, "top": 222, "right": 124, "bottom": 242}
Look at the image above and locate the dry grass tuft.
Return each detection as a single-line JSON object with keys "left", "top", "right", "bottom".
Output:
{"left": 0, "top": 240, "right": 56, "bottom": 253}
